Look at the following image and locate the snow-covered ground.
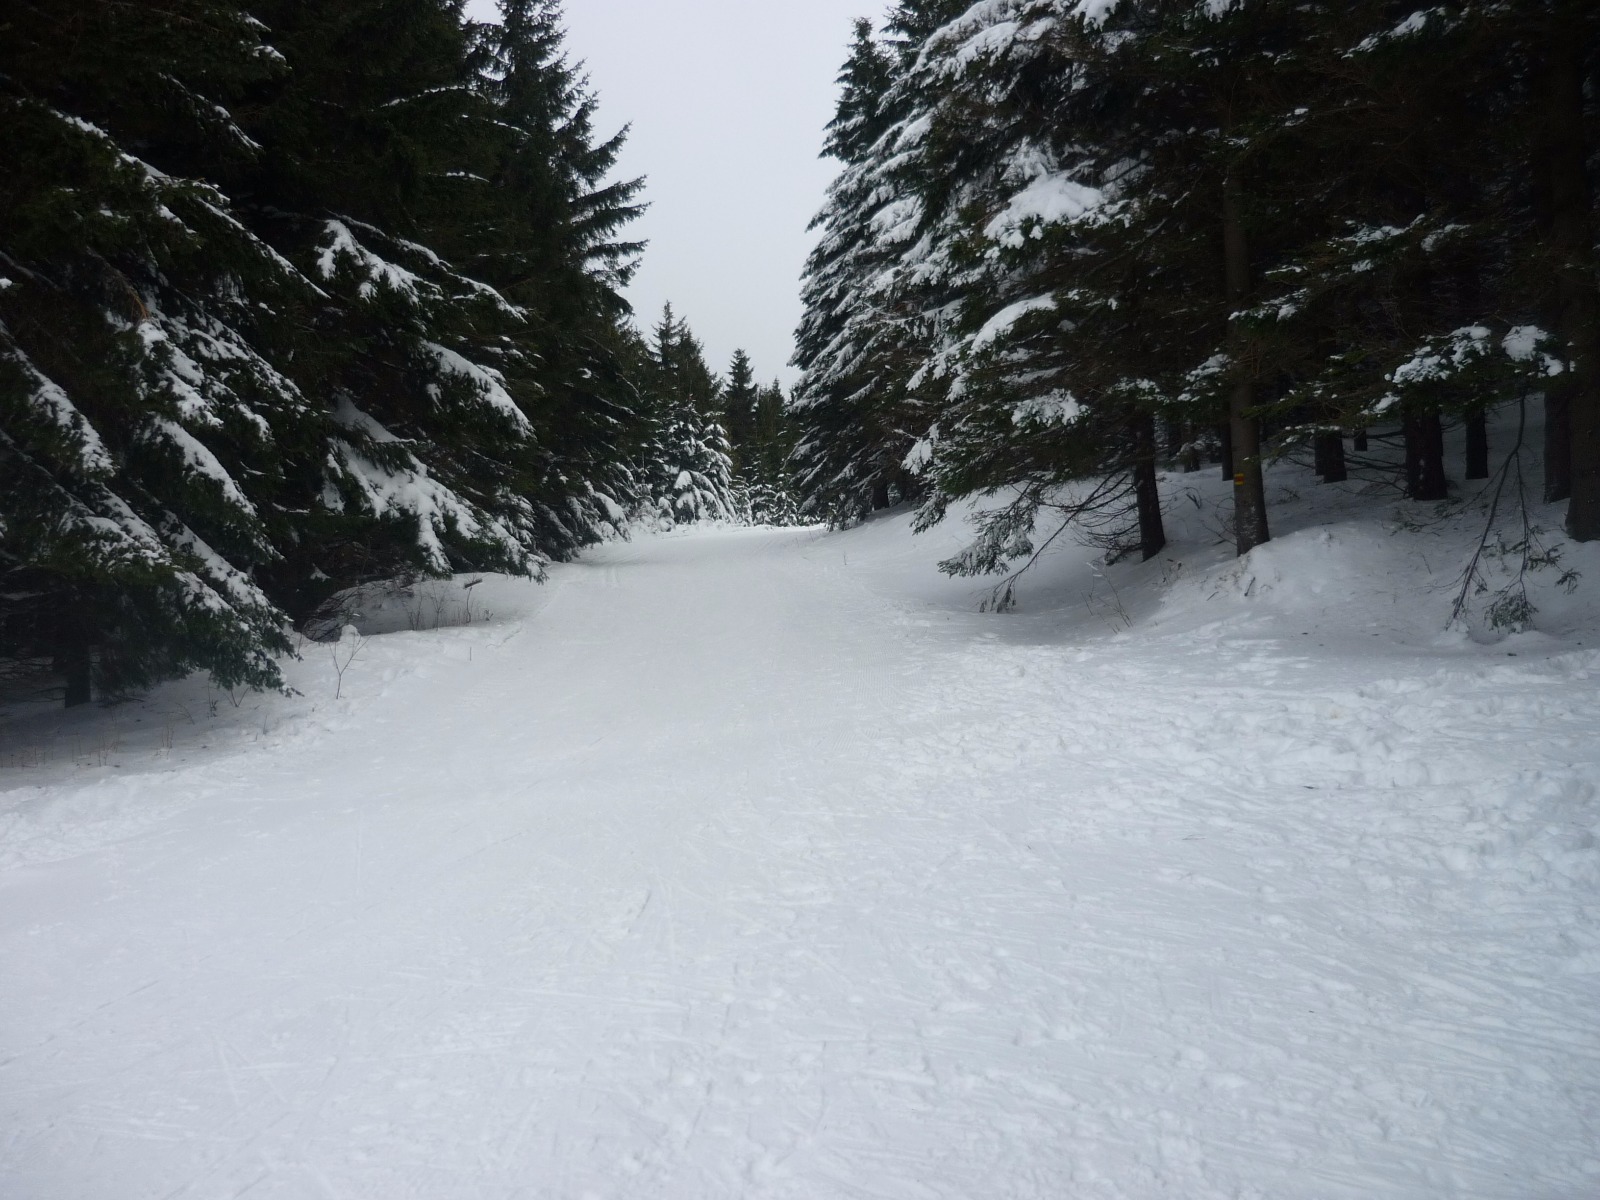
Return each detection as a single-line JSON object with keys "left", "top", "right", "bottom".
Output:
{"left": 3, "top": 464, "right": 1599, "bottom": 1198}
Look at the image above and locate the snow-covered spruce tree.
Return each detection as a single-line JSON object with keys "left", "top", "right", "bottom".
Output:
{"left": 922, "top": 0, "right": 1347, "bottom": 561}
{"left": 1234, "top": 3, "right": 1508, "bottom": 500}
{"left": 891, "top": 1, "right": 1179, "bottom": 595}
{"left": 460, "top": 0, "right": 651, "bottom": 552}
{"left": 742, "top": 379, "right": 804, "bottom": 527}
{"left": 0, "top": 0, "right": 305, "bottom": 704}
{"left": 238, "top": 0, "right": 655, "bottom": 616}
{"left": 723, "top": 349, "right": 761, "bottom": 471}
{"left": 236, "top": 0, "right": 557, "bottom": 618}
{"left": 1069, "top": 0, "right": 1346, "bottom": 557}
{"left": 1090, "top": 0, "right": 1597, "bottom": 545}
{"left": 641, "top": 306, "right": 740, "bottom": 527}
{"left": 2, "top": 0, "right": 652, "bottom": 705}
{"left": 794, "top": 0, "right": 1598, "bottom": 589}
{"left": 790, "top": 13, "right": 946, "bottom": 525}
{"left": 719, "top": 354, "right": 803, "bottom": 526}
{"left": 742, "top": 479, "right": 803, "bottom": 528}
{"left": 1224, "top": 0, "right": 1594, "bottom": 523}
{"left": 1520, "top": 0, "right": 1600, "bottom": 537}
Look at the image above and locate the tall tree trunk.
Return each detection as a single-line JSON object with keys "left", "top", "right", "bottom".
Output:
{"left": 59, "top": 606, "right": 91, "bottom": 709}
{"left": 1545, "top": 374, "right": 1573, "bottom": 501}
{"left": 63, "top": 646, "right": 91, "bottom": 709}
{"left": 1404, "top": 412, "right": 1449, "bottom": 500}
{"left": 1218, "top": 421, "right": 1234, "bottom": 479}
{"left": 1464, "top": 410, "right": 1490, "bottom": 480}
{"left": 1315, "top": 432, "right": 1348, "bottom": 483}
{"left": 1223, "top": 167, "right": 1269, "bottom": 555}
{"left": 1544, "top": 8, "right": 1600, "bottom": 540}
{"left": 1164, "top": 419, "right": 1185, "bottom": 462}
{"left": 1132, "top": 412, "right": 1167, "bottom": 561}
{"left": 1353, "top": 428, "right": 1369, "bottom": 453}
{"left": 1168, "top": 421, "right": 1202, "bottom": 472}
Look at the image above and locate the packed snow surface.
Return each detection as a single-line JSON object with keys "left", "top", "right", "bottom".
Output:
{"left": 3, "top": 501, "right": 1599, "bottom": 1198}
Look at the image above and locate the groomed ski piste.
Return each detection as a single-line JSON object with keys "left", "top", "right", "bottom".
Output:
{"left": 3, "top": 457, "right": 1598, "bottom": 1199}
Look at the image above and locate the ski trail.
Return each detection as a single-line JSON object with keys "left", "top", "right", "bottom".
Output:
{"left": 2, "top": 525, "right": 1597, "bottom": 1199}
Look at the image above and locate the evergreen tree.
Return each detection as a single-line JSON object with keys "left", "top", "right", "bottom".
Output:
{"left": 719, "top": 348, "right": 804, "bottom": 524}
{"left": 468, "top": 0, "right": 651, "bottom": 551}
{"left": 791, "top": 17, "right": 929, "bottom": 524}
{"left": 1, "top": 0, "right": 307, "bottom": 703}
{"left": 1231, "top": 0, "right": 1591, "bottom": 522}
{"left": 896, "top": 1, "right": 1175, "bottom": 585}
{"left": 743, "top": 379, "right": 804, "bottom": 526}
{"left": 1061, "top": 0, "right": 1342, "bottom": 556}
{"left": 722, "top": 350, "right": 760, "bottom": 468}
{"left": 2, "top": 0, "right": 650, "bottom": 704}
{"left": 641, "top": 306, "right": 740, "bottom": 526}
{"left": 239, "top": 0, "right": 553, "bottom": 609}
{"left": 792, "top": 0, "right": 1600, "bottom": 611}
{"left": 1515, "top": 0, "right": 1600, "bottom": 524}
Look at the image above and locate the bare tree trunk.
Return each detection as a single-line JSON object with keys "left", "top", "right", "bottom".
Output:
{"left": 1132, "top": 412, "right": 1167, "bottom": 561}
{"left": 63, "top": 649, "right": 91, "bottom": 709}
{"left": 1223, "top": 166, "right": 1270, "bottom": 555}
{"left": 59, "top": 607, "right": 91, "bottom": 709}
{"left": 1544, "top": 8, "right": 1600, "bottom": 539}
{"left": 1164, "top": 419, "right": 1185, "bottom": 462}
{"left": 1404, "top": 412, "right": 1449, "bottom": 500}
{"left": 1464, "top": 410, "right": 1490, "bottom": 480}
{"left": 1545, "top": 375, "right": 1573, "bottom": 501}
{"left": 1353, "top": 428, "right": 1369, "bottom": 452}
{"left": 1218, "top": 421, "right": 1234, "bottom": 479}
{"left": 1315, "top": 432, "right": 1348, "bottom": 483}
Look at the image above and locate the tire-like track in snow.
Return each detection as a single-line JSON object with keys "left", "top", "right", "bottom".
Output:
{"left": 2, "top": 526, "right": 1597, "bottom": 1198}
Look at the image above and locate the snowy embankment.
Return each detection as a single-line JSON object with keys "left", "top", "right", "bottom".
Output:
{"left": 2, "top": 467, "right": 1598, "bottom": 1199}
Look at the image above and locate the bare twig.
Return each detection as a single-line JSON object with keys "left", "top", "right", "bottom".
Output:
{"left": 330, "top": 629, "right": 365, "bottom": 700}
{"left": 1450, "top": 395, "right": 1525, "bottom": 627}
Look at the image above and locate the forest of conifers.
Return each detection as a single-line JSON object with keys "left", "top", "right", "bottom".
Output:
{"left": 3, "top": 0, "right": 1599, "bottom": 706}
{"left": 0, "top": 0, "right": 792, "bottom": 706}
{"left": 791, "top": 0, "right": 1599, "bottom": 588}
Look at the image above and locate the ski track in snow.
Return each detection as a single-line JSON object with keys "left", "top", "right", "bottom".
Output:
{"left": 2, "top": 524, "right": 1598, "bottom": 1199}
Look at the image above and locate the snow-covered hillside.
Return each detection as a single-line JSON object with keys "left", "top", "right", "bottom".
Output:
{"left": 2, "top": 469, "right": 1598, "bottom": 1199}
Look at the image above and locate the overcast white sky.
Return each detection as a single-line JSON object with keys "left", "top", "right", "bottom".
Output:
{"left": 465, "top": 0, "right": 887, "bottom": 387}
